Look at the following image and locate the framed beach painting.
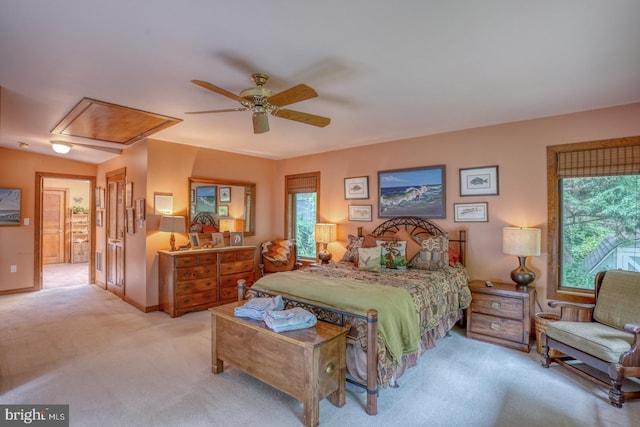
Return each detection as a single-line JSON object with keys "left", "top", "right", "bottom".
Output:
{"left": 378, "top": 165, "right": 446, "bottom": 218}
{"left": 0, "top": 188, "right": 21, "bottom": 226}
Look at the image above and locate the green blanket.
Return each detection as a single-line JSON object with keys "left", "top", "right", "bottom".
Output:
{"left": 252, "top": 270, "right": 420, "bottom": 366}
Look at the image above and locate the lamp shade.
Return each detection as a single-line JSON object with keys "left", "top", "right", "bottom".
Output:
{"left": 503, "top": 227, "right": 541, "bottom": 256}
{"left": 219, "top": 218, "right": 236, "bottom": 232}
{"left": 314, "top": 223, "right": 337, "bottom": 244}
{"left": 159, "top": 215, "right": 186, "bottom": 233}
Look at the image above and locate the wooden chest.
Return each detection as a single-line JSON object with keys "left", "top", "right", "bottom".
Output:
{"left": 209, "top": 302, "right": 347, "bottom": 427}
{"left": 158, "top": 247, "right": 256, "bottom": 317}
{"left": 466, "top": 280, "right": 535, "bottom": 352}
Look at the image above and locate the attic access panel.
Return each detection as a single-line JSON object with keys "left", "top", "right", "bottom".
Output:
{"left": 51, "top": 98, "right": 182, "bottom": 145}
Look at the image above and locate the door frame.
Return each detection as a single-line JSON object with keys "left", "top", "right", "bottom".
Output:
{"left": 35, "top": 172, "right": 96, "bottom": 290}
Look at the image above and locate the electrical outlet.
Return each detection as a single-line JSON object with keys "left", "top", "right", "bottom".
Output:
{"left": 10, "top": 265, "right": 17, "bottom": 273}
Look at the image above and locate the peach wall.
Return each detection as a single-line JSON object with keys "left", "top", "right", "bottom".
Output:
{"left": 0, "top": 148, "right": 96, "bottom": 293}
{"left": 276, "top": 103, "right": 640, "bottom": 305}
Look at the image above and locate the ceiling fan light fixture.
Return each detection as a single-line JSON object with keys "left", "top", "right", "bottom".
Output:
{"left": 50, "top": 141, "right": 72, "bottom": 154}
{"left": 252, "top": 111, "right": 269, "bottom": 134}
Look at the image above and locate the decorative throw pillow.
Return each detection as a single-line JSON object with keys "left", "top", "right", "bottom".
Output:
{"left": 448, "top": 247, "right": 460, "bottom": 266}
{"left": 393, "top": 228, "right": 422, "bottom": 263}
{"left": 363, "top": 233, "right": 396, "bottom": 248}
{"left": 357, "top": 247, "right": 381, "bottom": 272}
{"left": 377, "top": 240, "right": 407, "bottom": 270}
{"left": 341, "top": 234, "right": 364, "bottom": 263}
{"left": 409, "top": 233, "right": 449, "bottom": 270}
{"left": 262, "top": 240, "right": 296, "bottom": 273}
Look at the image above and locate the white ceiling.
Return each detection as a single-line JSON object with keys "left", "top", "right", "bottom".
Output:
{"left": 1, "top": 1, "right": 640, "bottom": 164}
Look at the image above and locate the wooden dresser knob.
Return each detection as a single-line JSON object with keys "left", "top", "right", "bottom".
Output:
{"left": 490, "top": 322, "right": 501, "bottom": 331}
{"left": 491, "top": 302, "right": 501, "bottom": 309}
{"left": 324, "top": 362, "right": 335, "bottom": 375}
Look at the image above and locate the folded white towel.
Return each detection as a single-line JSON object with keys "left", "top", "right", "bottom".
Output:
{"left": 234, "top": 295, "right": 284, "bottom": 320}
{"left": 264, "top": 307, "right": 317, "bottom": 332}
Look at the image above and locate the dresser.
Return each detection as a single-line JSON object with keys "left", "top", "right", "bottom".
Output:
{"left": 158, "top": 246, "right": 257, "bottom": 317}
{"left": 466, "top": 280, "right": 535, "bottom": 352}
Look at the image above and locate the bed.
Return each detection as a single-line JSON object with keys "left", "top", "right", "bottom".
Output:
{"left": 238, "top": 216, "right": 471, "bottom": 415}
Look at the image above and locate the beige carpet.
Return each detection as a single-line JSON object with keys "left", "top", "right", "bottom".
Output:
{"left": 0, "top": 285, "right": 637, "bottom": 427}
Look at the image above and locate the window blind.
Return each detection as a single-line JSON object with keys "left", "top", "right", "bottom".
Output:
{"left": 557, "top": 145, "right": 640, "bottom": 177}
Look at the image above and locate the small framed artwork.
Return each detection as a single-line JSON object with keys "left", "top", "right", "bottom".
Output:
{"left": 195, "top": 186, "right": 216, "bottom": 213}
{"left": 96, "top": 210, "right": 103, "bottom": 227}
{"left": 95, "top": 187, "right": 105, "bottom": 209}
{"left": 135, "top": 198, "right": 145, "bottom": 221}
{"left": 459, "top": 165, "right": 499, "bottom": 196}
{"left": 454, "top": 202, "right": 489, "bottom": 222}
{"left": 378, "top": 165, "right": 446, "bottom": 218}
{"left": 154, "top": 193, "right": 173, "bottom": 215}
{"left": 348, "top": 205, "right": 373, "bottom": 222}
{"left": 189, "top": 232, "right": 201, "bottom": 249}
{"left": 126, "top": 208, "right": 135, "bottom": 234}
{"left": 219, "top": 187, "right": 231, "bottom": 203}
{"left": 211, "top": 232, "right": 225, "bottom": 248}
{"left": 0, "top": 188, "right": 21, "bottom": 226}
{"left": 344, "top": 176, "right": 369, "bottom": 200}
{"left": 218, "top": 205, "right": 229, "bottom": 217}
{"left": 125, "top": 182, "right": 133, "bottom": 207}
{"left": 230, "top": 231, "right": 244, "bottom": 247}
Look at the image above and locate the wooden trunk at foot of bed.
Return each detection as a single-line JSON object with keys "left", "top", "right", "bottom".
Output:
{"left": 237, "top": 279, "right": 379, "bottom": 416}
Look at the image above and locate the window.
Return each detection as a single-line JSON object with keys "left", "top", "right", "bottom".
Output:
{"left": 547, "top": 137, "right": 640, "bottom": 302}
{"left": 285, "top": 172, "right": 320, "bottom": 259}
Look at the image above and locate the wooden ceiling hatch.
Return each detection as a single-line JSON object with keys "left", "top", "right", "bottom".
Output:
{"left": 51, "top": 98, "right": 182, "bottom": 145}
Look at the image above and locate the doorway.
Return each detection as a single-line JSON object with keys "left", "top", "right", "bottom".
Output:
{"left": 35, "top": 173, "right": 96, "bottom": 289}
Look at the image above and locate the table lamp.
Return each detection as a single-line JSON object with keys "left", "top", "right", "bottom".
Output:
{"left": 503, "top": 227, "right": 541, "bottom": 288}
{"left": 315, "top": 223, "right": 337, "bottom": 264}
{"left": 159, "top": 215, "right": 186, "bottom": 251}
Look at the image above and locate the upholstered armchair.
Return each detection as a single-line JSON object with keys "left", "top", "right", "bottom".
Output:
{"left": 259, "top": 239, "right": 298, "bottom": 276}
{"left": 540, "top": 269, "right": 640, "bottom": 407}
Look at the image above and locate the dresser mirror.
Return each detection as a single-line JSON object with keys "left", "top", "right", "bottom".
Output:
{"left": 189, "top": 177, "right": 255, "bottom": 236}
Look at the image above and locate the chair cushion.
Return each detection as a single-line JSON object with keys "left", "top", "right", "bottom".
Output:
{"left": 593, "top": 270, "right": 640, "bottom": 330}
{"left": 546, "top": 321, "right": 634, "bottom": 363}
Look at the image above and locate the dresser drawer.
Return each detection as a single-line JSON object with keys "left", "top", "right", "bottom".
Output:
{"left": 220, "top": 249, "right": 254, "bottom": 263}
{"left": 176, "top": 278, "right": 216, "bottom": 295}
{"left": 176, "top": 264, "right": 216, "bottom": 281}
{"left": 469, "top": 312, "right": 524, "bottom": 343}
{"left": 220, "top": 259, "right": 255, "bottom": 275}
{"left": 220, "top": 271, "right": 255, "bottom": 289}
{"left": 176, "top": 290, "right": 217, "bottom": 309}
{"left": 471, "top": 293, "right": 523, "bottom": 320}
{"left": 175, "top": 253, "right": 216, "bottom": 268}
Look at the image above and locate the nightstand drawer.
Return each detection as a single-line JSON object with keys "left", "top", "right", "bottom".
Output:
{"left": 471, "top": 293, "right": 523, "bottom": 320}
{"left": 469, "top": 312, "right": 524, "bottom": 343}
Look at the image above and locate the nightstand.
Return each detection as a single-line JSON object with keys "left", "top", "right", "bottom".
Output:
{"left": 466, "top": 280, "right": 535, "bottom": 352}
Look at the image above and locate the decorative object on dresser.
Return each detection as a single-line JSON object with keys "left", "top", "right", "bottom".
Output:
{"left": 158, "top": 246, "right": 257, "bottom": 317}
{"left": 210, "top": 302, "right": 346, "bottom": 427}
{"left": 314, "top": 223, "right": 337, "bottom": 264}
{"left": 502, "top": 227, "right": 541, "bottom": 288}
{"left": 159, "top": 215, "right": 186, "bottom": 251}
{"left": 466, "top": 280, "right": 535, "bottom": 352}
{"left": 541, "top": 269, "right": 640, "bottom": 408}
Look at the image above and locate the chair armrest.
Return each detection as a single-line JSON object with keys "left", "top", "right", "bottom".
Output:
{"left": 624, "top": 323, "right": 640, "bottom": 335}
{"left": 548, "top": 300, "right": 595, "bottom": 321}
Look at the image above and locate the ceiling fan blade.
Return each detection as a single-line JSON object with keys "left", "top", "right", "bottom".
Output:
{"left": 252, "top": 112, "right": 270, "bottom": 134}
{"left": 185, "top": 108, "right": 248, "bottom": 114}
{"left": 191, "top": 80, "right": 248, "bottom": 104}
{"left": 272, "top": 109, "right": 331, "bottom": 127}
{"left": 267, "top": 84, "right": 318, "bottom": 107}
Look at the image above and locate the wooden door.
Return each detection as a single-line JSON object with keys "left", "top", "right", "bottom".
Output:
{"left": 106, "top": 170, "right": 126, "bottom": 298}
{"left": 42, "top": 189, "right": 67, "bottom": 264}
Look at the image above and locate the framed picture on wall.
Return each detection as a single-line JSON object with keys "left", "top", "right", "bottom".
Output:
{"left": 459, "top": 165, "right": 499, "bottom": 196}
{"left": 348, "top": 205, "right": 372, "bottom": 222}
{"left": 219, "top": 187, "right": 231, "bottom": 203}
{"left": 378, "top": 165, "right": 446, "bottom": 218}
{"left": 0, "top": 188, "right": 21, "bottom": 226}
{"left": 344, "top": 176, "right": 369, "bottom": 200}
{"left": 218, "top": 205, "right": 228, "bottom": 217}
{"left": 454, "top": 202, "right": 489, "bottom": 222}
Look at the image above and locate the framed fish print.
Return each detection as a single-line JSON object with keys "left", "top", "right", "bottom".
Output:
{"left": 344, "top": 176, "right": 369, "bottom": 200}
{"left": 459, "top": 165, "right": 499, "bottom": 196}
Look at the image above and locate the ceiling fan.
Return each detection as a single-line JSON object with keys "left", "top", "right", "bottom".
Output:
{"left": 186, "top": 73, "right": 331, "bottom": 134}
